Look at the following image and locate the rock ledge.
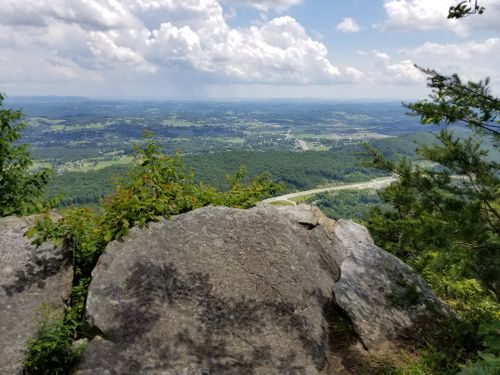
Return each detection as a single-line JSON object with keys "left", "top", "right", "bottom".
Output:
{"left": 73, "top": 205, "right": 447, "bottom": 375}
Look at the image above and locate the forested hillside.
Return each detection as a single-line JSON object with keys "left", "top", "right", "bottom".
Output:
{"left": 43, "top": 131, "right": 439, "bottom": 206}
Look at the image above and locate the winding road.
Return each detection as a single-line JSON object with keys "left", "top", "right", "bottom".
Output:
{"left": 263, "top": 176, "right": 397, "bottom": 206}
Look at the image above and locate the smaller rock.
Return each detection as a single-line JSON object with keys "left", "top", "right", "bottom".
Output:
{"left": 332, "top": 219, "right": 449, "bottom": 349}
{"left": 0, "top": 215, "right": 72, "bottom": 375}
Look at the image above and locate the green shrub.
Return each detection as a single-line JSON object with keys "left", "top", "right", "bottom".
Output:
{"left": 0, "top": 93, "right": 51, "bottom": 217}
{"left": 23, "top": 308, "right": 84, "bottom": 375}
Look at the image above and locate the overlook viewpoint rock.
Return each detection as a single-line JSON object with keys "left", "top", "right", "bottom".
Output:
{"left": 71, "top": 205, "right": 448, "bottom": 374}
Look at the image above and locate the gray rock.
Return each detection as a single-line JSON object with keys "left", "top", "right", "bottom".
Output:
{"left": 331, "top": 220, "right": 449, "bottom": 349}
{"left": 0, "top": 215, "right": 73, "bottom": 375}
{"left": 74, "top": 205, "right": 447, "bottom": 374}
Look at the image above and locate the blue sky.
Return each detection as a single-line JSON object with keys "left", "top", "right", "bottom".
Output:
{"left": 0, "top": 0, "right": 498, "bottom": 99}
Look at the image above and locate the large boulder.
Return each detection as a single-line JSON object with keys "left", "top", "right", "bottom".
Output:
{"left": 0, "top": 215, "right": 73, "bottom": 375}
{"left": 74, "top": 205, "right": 448, "bottom": 374}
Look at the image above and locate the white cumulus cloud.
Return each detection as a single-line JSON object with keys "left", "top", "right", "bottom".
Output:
{"left": 383, "top": 0, "right": 500, "bottom": 35}
{"left": 336, "top": 17, "right": 360, "bottom": 33}
{"left": 0, "top": 0, "right": 138, "bottom": 30}
{"left": 405, "top": 37, "right": 499, "bottom": 60}
{"left": 401, "top": 37, "right": 500, "bottom": 84}
{"left": 0, "top": 0, "right": 362, "bottom": 89}
{"left": 370, "top": 50, "right": 425, "bottom": 84}
{"left": 222, "top": 0, "right": 303, "bottom": 12}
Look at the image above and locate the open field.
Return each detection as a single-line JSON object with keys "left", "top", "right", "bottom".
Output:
{"left": 14, "top": 100, "right": 428, "bottom": 166}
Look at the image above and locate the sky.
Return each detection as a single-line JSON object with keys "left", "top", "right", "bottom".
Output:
{"left": 0, "top": 0, "right": 499, "bottom": 100}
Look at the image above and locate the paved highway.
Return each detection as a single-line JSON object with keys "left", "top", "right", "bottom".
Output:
{"left": 263, "top": 176, "right": 397, "bottom": 206}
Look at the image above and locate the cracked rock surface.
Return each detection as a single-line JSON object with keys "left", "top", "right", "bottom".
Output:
{"left": 73, "top": 205, "right": 447, "bottom": 375}
{"left": 0, "top": 215, "right": 72, "bottom": 375}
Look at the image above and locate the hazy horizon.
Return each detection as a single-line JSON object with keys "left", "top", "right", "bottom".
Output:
{"left": 6, "top": 94, "right": 419, "bottom": 103}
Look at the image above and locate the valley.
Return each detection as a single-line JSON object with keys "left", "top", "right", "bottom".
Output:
{"left": 8, "top": 97, "right": 438, "bottom": 208}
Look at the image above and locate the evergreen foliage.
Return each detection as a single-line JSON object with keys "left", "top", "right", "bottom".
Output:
{"left": 365, "top": 67, "right": 499, "bottom": 373}
{"left": 448, "top": 1, "right": 485, "bottom": 19}
{"left": 0, "top": 93, "right": 51, "bottom": 216}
